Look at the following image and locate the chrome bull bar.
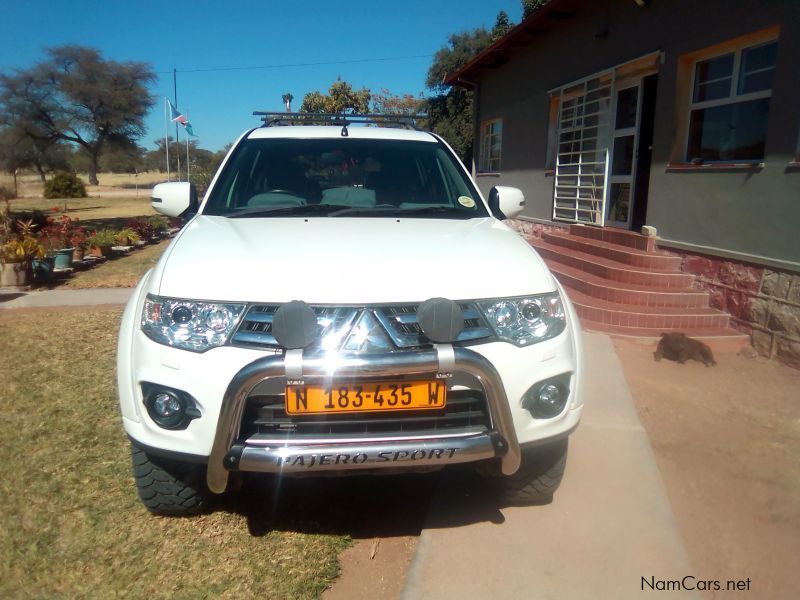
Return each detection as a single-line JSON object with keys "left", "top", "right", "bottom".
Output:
{"left": 206, "top": 345, "right": 521, "bottom": 493}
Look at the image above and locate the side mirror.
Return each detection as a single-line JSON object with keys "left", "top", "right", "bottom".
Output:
{"left": 151, "top": 182, "right": 198, "bottom": 218}
{"left": 487, "top": 186, "right": 525, "bottom": 220}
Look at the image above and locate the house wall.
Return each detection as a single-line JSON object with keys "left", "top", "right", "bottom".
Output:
{"left": 661, "top": 248, "right": 800, "bottom": 369}
{"left": 472, "top": 0, "right": 800, "bottom": 268}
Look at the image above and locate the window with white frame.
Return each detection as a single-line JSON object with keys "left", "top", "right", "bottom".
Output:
{"left": 479, "top": 118, "right": 502, "bottom": 172}
{"left": 686, "top": 39, "right": 778, "bottom": 162}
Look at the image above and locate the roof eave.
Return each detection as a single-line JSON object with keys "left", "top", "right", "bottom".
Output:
{"left": 444, "top": 0, "right": 580, "bottom": 88}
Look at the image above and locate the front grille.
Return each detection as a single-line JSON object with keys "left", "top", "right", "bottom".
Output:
{"left": 374, "top": 305, "right": 491, "bottom": 347}
{"left": 240, "top": 388, "right": 491, "bottom": 440}
{"left": 231, "top": 303, "right": 492, "bottom": 351}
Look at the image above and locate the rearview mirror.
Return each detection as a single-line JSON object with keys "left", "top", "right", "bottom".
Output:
{"left": 488, "top": 186, "right": 525, "bottom": 220}
{"left": 151, "top": 182, "right": 198, "bottom": 218}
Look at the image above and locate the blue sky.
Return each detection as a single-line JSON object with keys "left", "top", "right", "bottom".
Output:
{"left": 2, "top": 0, "right": 523, "bottom": 151}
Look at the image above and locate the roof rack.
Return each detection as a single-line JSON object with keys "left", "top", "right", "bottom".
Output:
{"left": 253, "top": 112, "right": 428, "bottom": 133}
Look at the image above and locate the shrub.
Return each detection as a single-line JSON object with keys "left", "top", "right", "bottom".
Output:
{"left": 89, "top": 229, "right": 119, "bottom": 248}
{"left": 115, "top": 228, "right": 141, "bottom": 245}
{"left": 43, "top": 172, "right": 87, "bottom": 199}
{"left": 148, "top": 215, "right": 170, "bottom": 232}
{"left": 11, "top": 210, "right": 49, "bottom": 236}
{"left": 125, "top": 217, "right": 155, "bottom": 239}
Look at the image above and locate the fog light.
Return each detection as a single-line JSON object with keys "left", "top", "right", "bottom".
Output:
{"left": 522, "top": 374, "right": 570, "bottom": 418}
{"left": 153, "top": 393, "right": 182, "bottom": 418}
{"left": 142, "top": 384, "right": 201, "bottom": 430}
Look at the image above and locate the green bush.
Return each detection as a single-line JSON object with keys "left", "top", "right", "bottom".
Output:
{"left": 89, "top": 229, "right": 118, "bottom": 248}
{"left": 148, "top": 215, "right": 169, "bottom": 232}
{"left": 43, "top": 172, "right": 87, "bottom": 199}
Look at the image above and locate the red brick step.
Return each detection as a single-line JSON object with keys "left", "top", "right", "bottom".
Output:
{"left": 542, "top": 230, "right": 681, "bottom": 270}
{"left": 515, "top": 221, "right": 747, "bottom": 345}
{"left": 562, "top": 286, "right": 729, "bottom": 331}
{"left": 531, "top": 238, "right": 694, "bottom": 289}
{"left": 548, "top": 262, "right": 708, "bottom": 308}
{"left": 569, "top": 223, "right": 656, "bottom": 251}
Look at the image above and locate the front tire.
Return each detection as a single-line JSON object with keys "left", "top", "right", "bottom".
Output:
{"left": 130, "top": 444, "right": 211, "bottom": 516}
{"left": 494, "top": 438, "right": 568, "bottom": 505}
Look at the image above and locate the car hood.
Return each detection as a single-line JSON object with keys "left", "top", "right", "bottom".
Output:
{"left": 153, "top": 215, "right": 556, "bottom": 304}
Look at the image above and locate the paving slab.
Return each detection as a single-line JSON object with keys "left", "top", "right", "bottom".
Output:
{"left": 402, "top": 331, "right": 698, "bottom": 600}
{"left": 0, "top": 288, "right": 133, "bottom": 309}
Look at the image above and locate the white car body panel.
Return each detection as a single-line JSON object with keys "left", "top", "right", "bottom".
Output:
{"left": 118, "top": 123, "right": 584, "bottom": 497}
{"left": 152, "top": 216, "right": 555, "bottom": 304}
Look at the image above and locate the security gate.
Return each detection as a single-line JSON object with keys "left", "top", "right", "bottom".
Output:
{"left": 553, "top": 72, "right": 614, "bottom": 225}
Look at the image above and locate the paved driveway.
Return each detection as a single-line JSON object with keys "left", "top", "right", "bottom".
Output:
{"left": 402, "top": 331, "right": 698, "bottom": 600}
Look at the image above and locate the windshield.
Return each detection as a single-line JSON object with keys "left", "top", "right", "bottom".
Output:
{"left": 203, "top": 137, "right": 488, "bottom": 218}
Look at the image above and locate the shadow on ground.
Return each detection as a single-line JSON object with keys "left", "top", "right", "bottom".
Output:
{"left": 0, "top": 292, "right": 26, "bottom": 303}
{"left": 216, "top": 467, "right": 509, "bottom": 539}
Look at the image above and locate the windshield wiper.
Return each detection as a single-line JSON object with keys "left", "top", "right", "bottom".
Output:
{"left": 397, "top": 206, "right": 476, "bottom": 219}
{"left": 226, "top": 204, "right": 348, "bottom": 218}
{"left": 329, "top": 205, "right": 474, "bottom": 218}
{"left": 328, "top": 205, "right": 401, "bottom": 217}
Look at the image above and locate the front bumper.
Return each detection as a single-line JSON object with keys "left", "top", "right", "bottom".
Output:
{"left": 118, "top": 273, "right": 585, "bottom": 494}
{"left": 207, "top": 345, "right": 521, "bottom": 493}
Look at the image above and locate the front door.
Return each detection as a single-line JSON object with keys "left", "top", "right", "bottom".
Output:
{"left": 552, "top": 68, "right": 658, "bottom": 229}
{"left": 606, "top": 82, "right": 642, "bottom": 228}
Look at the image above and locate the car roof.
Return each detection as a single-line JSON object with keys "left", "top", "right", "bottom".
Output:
{"left": 247, "top": 126, "right": 438, "bottom": 143}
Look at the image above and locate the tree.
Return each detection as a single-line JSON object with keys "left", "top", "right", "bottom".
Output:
{"left": 99, "top": 140, "right": 145, "bottom": 173}
{"left": 371, "top": 89, "right": 426, "bottom": 116}
{"left": 522, "top": 0, "right": 551, "bottom": 19}
{"left": 492, "top": 10, "right": 513, "bottom": 41}
{"left": 299, "top": 78, "right": 371, "bottom": 114}
{"left": 0, "top": 45, "right": 156, "bottom": 185}
{"left": 281, "top": 92, "right": 294, "bottom": 112}
{"left": 143, "top": 137, "right": 184, "bottom": 173}
{"left": 0, "top": 125, "right": 69, "bottom": 185}
{"left": 425, "top": 29, "right": 493, "bottom": 92}
{"left": 142, "top": 138, "right": 226, "bottom": 191}
{"left": 424, "top": 27, "right": 494, "bottom": 166}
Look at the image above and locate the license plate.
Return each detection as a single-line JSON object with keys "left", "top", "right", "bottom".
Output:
{"left": 285, "top": 380, "right": 446, "bottom": 415}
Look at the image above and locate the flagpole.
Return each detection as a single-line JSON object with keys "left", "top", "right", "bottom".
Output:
{"left": 164, "top": 98, "right": 170, "bottom": 181}
{"left": 174, "top": 68, "right": 181, "bottom": 180}
{"left": 186, "top": 126, "right": 190, "bottom": 182}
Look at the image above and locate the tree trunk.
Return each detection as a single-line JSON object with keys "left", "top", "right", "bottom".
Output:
{"left": 36, "top": 164, "right": 46, "bottom": 185}
{"left": 88, "top": 154, "right": 100, "bottom": 185}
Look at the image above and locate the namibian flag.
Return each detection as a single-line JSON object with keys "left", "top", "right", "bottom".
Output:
{"left": 182, "top": 122, "right": 196, "bottom": 137}
{"left": 167, "top": 99, "right": 187, "bottom": 124}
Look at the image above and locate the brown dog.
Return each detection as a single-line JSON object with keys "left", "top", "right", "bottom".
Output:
{"left": 654, "top": 332, "right": 716, "bottom": 367}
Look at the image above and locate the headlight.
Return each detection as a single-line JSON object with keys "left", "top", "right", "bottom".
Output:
{"left": 142, "top": 295, "right": 245, "bottom": 352}
{"left": 478, "top": 293, "right": 566, "bottom": 346}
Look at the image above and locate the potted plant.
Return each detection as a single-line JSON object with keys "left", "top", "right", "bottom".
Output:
{"left": 88, "top": 229, "right": 118, "bottom": 257}
{"left": 148, "top": 215, "right": 170, "bottom": 240}
{"left": 115, "top": 227, "right": 142, "bottom": 247}
{"left": 69, "top": 226, "right": 91, "bottom": 262}
{"left": 40, "top": 214, "right": 81, "bottom": 269}
{"left": 1, "top": 212, "right": 45, "bottom": 287}
{"left": 126, "top": 217, "right": 156, "bottom": 245}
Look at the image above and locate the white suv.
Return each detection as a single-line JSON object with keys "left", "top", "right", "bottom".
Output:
{"left": 116, "top": 114, "right": 584, "bottom": 515}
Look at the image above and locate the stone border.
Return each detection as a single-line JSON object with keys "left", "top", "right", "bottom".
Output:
{"left": 659, "top": 248, "right": 800, "bottom": 369}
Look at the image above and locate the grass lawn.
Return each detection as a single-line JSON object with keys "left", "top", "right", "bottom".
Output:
{"left": 8, "top": 195, "right": 158, "bottom": 228}
{"left": 1, "top": 172, "right": 168, "bottom": 199}
{"left": 63, "top": 241, "right": 170, "bottom": 289}
{"left": 0, "top": 309, "right": 348, "bottom": 599}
